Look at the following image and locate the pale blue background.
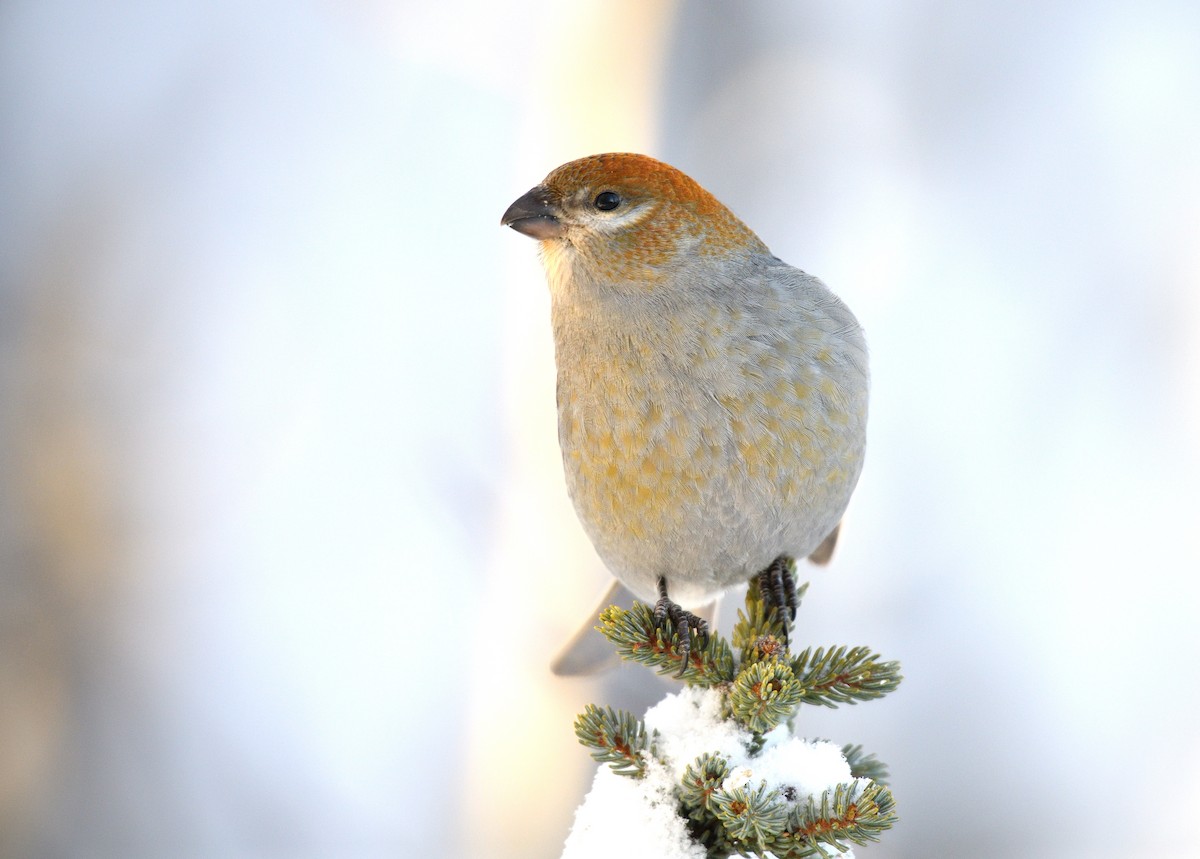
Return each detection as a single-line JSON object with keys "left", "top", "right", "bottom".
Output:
{"left": 2, "top": 1, "right": 1198, "bottom": 857}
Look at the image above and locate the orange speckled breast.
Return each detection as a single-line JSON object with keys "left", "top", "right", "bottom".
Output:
{"left": 551, "top": 265, "right": 867, "bottom": 605}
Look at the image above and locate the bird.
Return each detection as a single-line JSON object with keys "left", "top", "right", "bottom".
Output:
{"left": 501, "top": 153, "right": 868, "bottom": 674}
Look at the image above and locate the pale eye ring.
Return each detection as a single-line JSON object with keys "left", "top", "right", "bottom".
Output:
{"left": 593, "top": 191, "right": 621, "bottom": 211}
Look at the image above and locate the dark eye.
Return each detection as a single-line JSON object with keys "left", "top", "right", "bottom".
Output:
{"left": 593, "top": 191, "right": 621, "bottom": 211}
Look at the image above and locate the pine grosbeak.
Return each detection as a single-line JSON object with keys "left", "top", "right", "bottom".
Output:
{"left": 502, "top": 153, "right": 868, "bottom": 671}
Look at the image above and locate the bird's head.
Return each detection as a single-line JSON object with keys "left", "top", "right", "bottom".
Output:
{"left": 501, "top": 153, "right": 768, "bottom": 286}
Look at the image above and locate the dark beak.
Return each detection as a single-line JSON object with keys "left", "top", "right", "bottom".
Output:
{"left": 501, "top": 186, "right": 564, "bottom": 240}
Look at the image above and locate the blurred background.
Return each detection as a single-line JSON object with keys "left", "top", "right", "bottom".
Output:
{"left": 2, "top": 1, "right": 1198, "bottom": 857}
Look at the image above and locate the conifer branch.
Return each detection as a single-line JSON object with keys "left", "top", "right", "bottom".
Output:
{"left": 678, "top": 753, "right": 731, "bottom": 815}
{"left": 790, "top": 645, "right": 902, "bottom": 707}
{"left": 571, "top": 580, "right": 902, "bottom": 857}
{"left": 573, "top": 705, "right": 653, "bottom": 778}
{"left": 732, "top": 579, "right": 809, "bottom": 663}
{"left": 784, "top": 781, "right": 899, "bottom": 853}
{"left": 729, "top": 660, "right": 805, "bottom": 734}
{"left": 841, "top": 743, "right": 891, "bottom": 786}
{"left": 709, "top": 781, "right": 789, "bottom": 847}
{"left": 597, "top": 603, "right": 736, "bottom": 686}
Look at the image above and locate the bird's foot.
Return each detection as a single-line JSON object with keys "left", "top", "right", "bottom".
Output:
{"left": 653, "top": 576, "right": 709, "bottom": 678}
{"left": 758, "top": 555, "right": 798, "bottom": 644}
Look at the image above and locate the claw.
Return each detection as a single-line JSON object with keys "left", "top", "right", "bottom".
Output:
{"left": 758, "top": 556, "right": 797, "bottom": 644}
{"left": 653, "top": 577, "right": 710, "bottom": 678}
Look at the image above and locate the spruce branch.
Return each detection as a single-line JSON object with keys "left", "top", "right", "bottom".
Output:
{"left": 597, "top": 603, "right": 736, "bottom": 686}
{"left": 729, "top": 659, "right": 805, "bottom": 734}
{"left": 732, "top": 578, "right": 809, "bottom": 663}
{"left": 709, "top": 780, "right": 789, "bottom": 847}
{"left": 678, "top": 754, "right": 737, "bottom": 857}
{"left": 573, "top": 705, "right": 653, "bottom": 778}
{"left": 678, "top": 752, "right": 732, "bottom": 821}
{"left": 841, "top": 743, "right": 891, "bottom": 786}
{"left": 569, "top": 580, "right": 902, "bottom": 858}
{"left": 790, "top": 645, "right": 902, "bottom": 707}
{"left": 784, "top": 781, "right": 899, "bottom": 854}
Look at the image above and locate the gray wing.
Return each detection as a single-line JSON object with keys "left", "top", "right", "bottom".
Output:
{"left": 806, "top": 522, "right": 841, "bottom": 566}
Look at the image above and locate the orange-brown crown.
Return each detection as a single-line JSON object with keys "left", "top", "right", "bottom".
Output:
{"left": 542, "top": 154, "right": 723, "bottom": 218}
{"left": 539, "top": 154, "right": 768, "bottom": 277}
